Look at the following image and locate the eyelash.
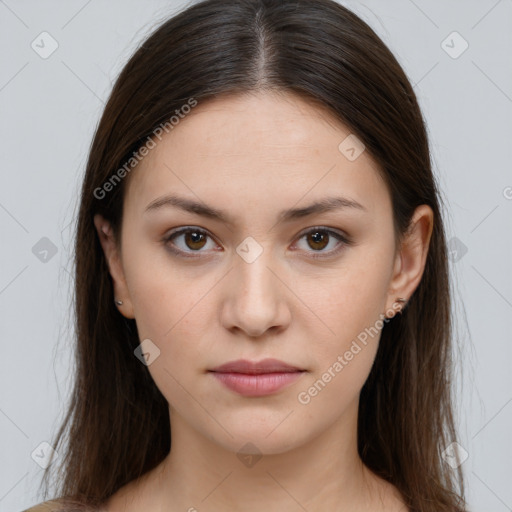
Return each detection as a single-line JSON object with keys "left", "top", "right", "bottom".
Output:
{"left": 162, "top": 226, "right": 352, "bottom": 260}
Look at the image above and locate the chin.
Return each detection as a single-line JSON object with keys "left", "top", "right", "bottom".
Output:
{"left": 209, "top": 419, "right": 309, "bottom": 456}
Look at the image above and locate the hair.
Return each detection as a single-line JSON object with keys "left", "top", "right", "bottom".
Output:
{"left": 39, "top": 0, "right": 467, "bottom": 510}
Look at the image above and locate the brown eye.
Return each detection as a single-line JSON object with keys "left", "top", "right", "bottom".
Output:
{"left": 164, "top": 226, "right": 351, "bottom": 260}
{"left": 164, "top": 227, "right": 217, "bottom": 257}
{"left": 293, "top": 227, "right": 351, "bottom": 259}
{"left": 183, "top": 230, "right": 207, "bottom": 250}
{"left": 306, "top": 230, "right": 330, "bottom": 251}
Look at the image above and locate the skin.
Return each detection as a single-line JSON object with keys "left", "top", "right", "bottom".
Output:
{"left": 94, "top": 90, "right": 433, "bottom": 512}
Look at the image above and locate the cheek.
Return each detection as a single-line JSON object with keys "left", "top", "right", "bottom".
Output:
{"left": 305, "top": 258, "right": 390, "bottom": 337}
{"left": 297, "top": 246, "right": 391, "bottom": 392}
{"left": 122, "top": 238, "right": 211, "bottom": 338}
{"left": 295, "top": 340, "right": 378, "bottom": 428}
{"left": 126, "top": 270, "right": 214, "bottom": 414}
{"left": 297, "top": 284, "right": 383, "bottom": 415}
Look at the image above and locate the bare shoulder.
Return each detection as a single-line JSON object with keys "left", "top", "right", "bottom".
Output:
{"left": 22, "top": 500, "right": 66, "bottom": 512}
{"left": 22, "top": 499, "right": 102, "bottom": 512}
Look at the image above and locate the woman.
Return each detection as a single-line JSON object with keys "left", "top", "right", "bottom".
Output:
{"left": 26, "top": 0, "right": 467, "bottom": 510}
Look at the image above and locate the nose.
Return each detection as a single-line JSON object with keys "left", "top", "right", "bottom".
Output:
{"left": 220, "top": 252, "right": 291, "bottom": 338}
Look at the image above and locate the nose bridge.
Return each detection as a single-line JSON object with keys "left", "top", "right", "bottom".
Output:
{"left": 236, "top": 242, "right": 278, "bottom": 306}
{"left": 224, "top": 241, "right": 288, "bottom": 336}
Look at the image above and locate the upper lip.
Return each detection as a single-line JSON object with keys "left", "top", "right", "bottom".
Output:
{"left": 209, "top": 358, "right": 304, "bottom": 374}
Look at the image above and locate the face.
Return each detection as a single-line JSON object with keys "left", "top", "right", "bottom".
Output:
{"left": 95, "top": 91, "right": 432, "bottom": 456}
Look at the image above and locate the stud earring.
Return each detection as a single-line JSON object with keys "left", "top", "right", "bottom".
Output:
{"left": 384, "top": 297, "right": 408, "bottom": 320}
{"left": 115, "top": 298, "right": 123, "bottom": 306}
{"left": 395, "top": 297, "right": 407, "bottom": 314}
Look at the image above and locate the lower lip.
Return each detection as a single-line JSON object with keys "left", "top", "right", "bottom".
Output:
{"left": 210, "top": 371, "right": 305, "bottom": 397}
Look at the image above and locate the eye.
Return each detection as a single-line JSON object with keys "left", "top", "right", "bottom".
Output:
{"left": 292, "top": 226, "right": 351, "bottom": 259}
{"left": 163, "top": 227, "right": 219, "bottom": 258}
{"left": 163, "top": 226, "right": 352, "bottom": 259}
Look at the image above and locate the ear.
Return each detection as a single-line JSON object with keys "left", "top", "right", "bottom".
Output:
{"left": 385, "top": 204, "right": 434, "bottom": 317}
{"left": 93, "top": 213, "right": 135, "bottom": 319}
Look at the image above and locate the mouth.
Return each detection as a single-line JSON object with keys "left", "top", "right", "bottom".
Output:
{"left": 209, "top": 358, "right": 305, "bottom": 374}
{"left": 208, "top": 358, "right": 306, "bottom": 397}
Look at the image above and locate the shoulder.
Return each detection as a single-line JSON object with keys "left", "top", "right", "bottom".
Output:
{"left": 22, "top": 500, "right": 66, "bottom": 512}
{"left": 22, "top": 499, "right": 100, "bottom": 512}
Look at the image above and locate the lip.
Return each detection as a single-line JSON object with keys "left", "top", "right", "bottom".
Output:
{"left": 208, "top": 358, "right": 306, "bottom": 397}
{"left": 210, "top": 358, "right": 304, "bottom": 374}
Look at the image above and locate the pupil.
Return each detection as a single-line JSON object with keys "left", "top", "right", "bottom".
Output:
{"left": 309, "top": 231, "right": 328, "bottom": 250}
{"left": 187, "top": 231, "right": 205, "bottom": 249}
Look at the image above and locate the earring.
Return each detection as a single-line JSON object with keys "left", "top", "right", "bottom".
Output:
{"left": 384, "top": 297, "right": 407, "bottom": 319}
{"left": 115, "top": 298, "right": 123, "bottom": 306}
{"left": 395, "top": 297, "right": 407, "bottom": 313}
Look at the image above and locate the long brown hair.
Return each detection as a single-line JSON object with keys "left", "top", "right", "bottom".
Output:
{"left": 40, "top": 0, "right": 467, "bottom": 510}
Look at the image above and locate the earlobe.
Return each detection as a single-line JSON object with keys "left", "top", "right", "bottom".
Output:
{"left": 93, "top": 213, "right": 136, "bottom": 319}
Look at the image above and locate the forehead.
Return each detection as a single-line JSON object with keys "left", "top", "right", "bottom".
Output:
{"left": 124, "top": 91, "right": 389, "bottom": 221}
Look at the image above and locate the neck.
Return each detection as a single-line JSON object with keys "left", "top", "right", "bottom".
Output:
{"left": 152, "top": 398, "right": 389, "bottom": 511}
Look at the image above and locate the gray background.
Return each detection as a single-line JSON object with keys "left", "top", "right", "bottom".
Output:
{"left": 1, "top": 1, "right": 511, "bottom": 510}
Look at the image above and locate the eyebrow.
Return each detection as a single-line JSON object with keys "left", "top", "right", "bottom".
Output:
{"left": 144, "top": 193, "right": 367, "bottom": 224}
